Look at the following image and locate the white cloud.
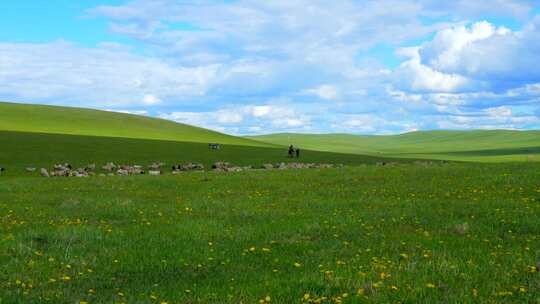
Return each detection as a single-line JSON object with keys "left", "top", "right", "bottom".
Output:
{"left": 249, "top": 106, "right": 272, "bottom": 118}
{"left": 419, "top": 1, "right": 534, "bottom": 20}
{"left": 331, "top": 114, "right": 420, "bottom": 134}
{"left": 160, "top": 103, "right": 311, "bottom": 133}
{"left": 1, "top": 1, "right": 540, "bottom": 134}
{"left": 394, "top": 46, "right": 472, "bottom": 92}
{"left": 416, "top": 20, "right": 540, "bottom": 86}
{"left": 0, "top": 41, "right": 219, "bottom": 107}
{"left": 302, "top": 85, "right": 338, "bottom": 100}
{"left": 419, "top": 21, "right": 503, "bottom": 72}
{"left": 244, "top": 105, "right": 296, "bottom": 120}
{"left": 215, "top": 110, "right": 243, "bottom": 124}
{"left": 388, "top": 18, "right": 540, "bottom": 105}
{"left": 436, "top": 111, "right": 539, "bottom": 130}
{"left": 271, "top": 117, "right": 309, "bottom": 128}
{"left": 485, "top": 106, "right": 513, "bottom": 118}
{"left": 160, "top": 108, "right": 243, "bottom": 127}
{"left": 142, "top": 94, "right": 161, "bottom": 105}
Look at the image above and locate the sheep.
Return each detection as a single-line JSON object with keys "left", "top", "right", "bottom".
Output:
{"left": 116, "top": 169, "right": 129, "bottom": 176}
{"left": 148, "top": 162, "right": 164, "bottom": 170}
{"left": 172, "top": 163, "right": 204, "bottom": 172}
{"left": 131, "top": 167, "right": 145, "bottom": 175}
{"left": 102, "top": 162, "right": 117, "bottom": 172}
{"left": 262, "top": 164, "right": 274, "bottom": 170}
{"left": 53, "top": 163, "right": 72, "bottom": 171}
{"left": 212, "top": 162, "right": 231, "bottom": 170}
{"left": 40, "top": 168, "right": 50, "bottom": 177}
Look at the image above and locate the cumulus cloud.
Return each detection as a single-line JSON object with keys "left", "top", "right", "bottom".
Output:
{"left": 386, "top": 18, "right": 540, "bottom": 133}
{"left": 394, "top": 47, "right": 472, "bottom": 92}
{"left": 416, "top": 20, "right": 540, "bottom": 89}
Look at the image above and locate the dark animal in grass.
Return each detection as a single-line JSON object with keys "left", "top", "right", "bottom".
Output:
{"left": 0, "top": 167, "right": 4, "bottom": 175}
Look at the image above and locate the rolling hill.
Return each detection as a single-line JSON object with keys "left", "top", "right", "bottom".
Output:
{"left": 0, "top": 102, "right": 397, "bottom": 175}
{"left": 0, "top": 102, "right": 270, "bottom": 147}
{"left": 2, "top": 101, "right": 537, "bottom": 165}
{"left": 248, "top": 130, "right": 540, "bottom": 162}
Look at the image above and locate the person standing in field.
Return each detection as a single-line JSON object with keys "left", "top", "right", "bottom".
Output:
{"left": 296, "top": 148, "right": 300, "bottom": 158}
{"left": 288, "top": 145, "right": 294, "bottom": 158}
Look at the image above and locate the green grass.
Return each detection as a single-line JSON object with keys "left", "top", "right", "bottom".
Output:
{"left": 0, "top": 102, "right": 270, "bottom": 147}
{"left": 4, "top": 101, "right": 539, "bottom": 163}
{"left": 1, "top": 102, "right": 539, "bottom": 303}
{"left": 248, "top": 130, "right": 540, "bottom": 162}
{"left": 1, "top": 164, "right": 539, "bottom": 303}
{"left": 0, "top": 131, "right": 400, "bottom": 177}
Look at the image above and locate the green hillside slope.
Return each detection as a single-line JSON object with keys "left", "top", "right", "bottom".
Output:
{"left": 0, "top": 131, "right": 401, "bottom": 176}
{"left": 0, "top": 102, "right": 270, "bottom": 147}
{"left": 248, "top": 130, "right": 540, "bottom": 162}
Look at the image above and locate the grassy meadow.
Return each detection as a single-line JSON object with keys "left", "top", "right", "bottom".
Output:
{"left": 1, "top": 164, "right": 539, "bottom": 303}
{"left": 0, "top": 102, "right": 539, "bottom": 303}
{"left": 0, "top": 130, "right": 395, "bottom": 177}
{"left": 249, "top": 131, "right": 540, "bottom": 162}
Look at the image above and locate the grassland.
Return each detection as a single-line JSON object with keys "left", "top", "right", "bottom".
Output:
{"left": 0, "top": 131, "right": 396, "bottom": 177}
{"left": 1, "top": 164, "right": 539, "bottom": 303}
{"left": 1, "top": 102, "right": 539, "bottom": 303}
{"left": 0, "top": 102, "right": 270, "bottom": 147}
{"left": 248, "top": 131, "right": 540, "bottom": 162}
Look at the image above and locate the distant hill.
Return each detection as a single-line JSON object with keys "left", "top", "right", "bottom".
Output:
{"left": 0, "top": 102, "right": 270, "bottom": 147}
{"left": 248, "top": 130, "right": 540, "bottom": 162}
{"left": 0, "top": 102, "right": 400, "bottom": 175}
{"left": 2, "top": 101, "right": 537, "bottom": 163}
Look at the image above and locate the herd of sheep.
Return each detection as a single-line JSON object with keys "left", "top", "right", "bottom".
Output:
{"left": 0, "top": 161, "right": 454, "bottom": 177}
{"left": 0, "top": 161, "right": 343, "bottom": 177}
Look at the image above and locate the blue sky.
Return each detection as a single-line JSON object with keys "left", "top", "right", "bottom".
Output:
{"left": 1, "top": 0, "right": 540, "bottom": 134}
